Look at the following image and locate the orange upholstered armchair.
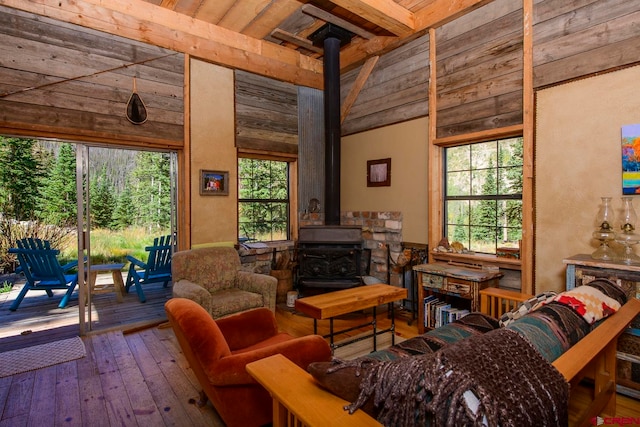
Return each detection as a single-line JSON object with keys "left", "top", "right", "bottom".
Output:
{"left": 165, "top": 298, "right": 332, "bottom": 427}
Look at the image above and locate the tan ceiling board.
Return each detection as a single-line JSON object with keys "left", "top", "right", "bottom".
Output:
{"left": 192, "top": 0, "right": 235, "bottom": 24}
{"left": 218, "top": 0, "right": 272, "bottom": 32}
{"left": 242, "top": 0, "right": 305, "bottom": 39}
{"left": 172, "top": 0, "right": 202, "bottom": 16}
{"left": 330, "top": 0, "right": 415, "bottom": 36}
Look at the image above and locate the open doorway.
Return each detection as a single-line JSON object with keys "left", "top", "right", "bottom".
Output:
{"left": 0, "top": 137, "right": 177, "bottom": 345}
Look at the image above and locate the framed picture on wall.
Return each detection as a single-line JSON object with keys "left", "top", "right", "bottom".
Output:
{"left": 200, "top": 170, "right": 229, "bottom": 196}
{"left": 367, "top": 158, "right": 391, "bottom": 187}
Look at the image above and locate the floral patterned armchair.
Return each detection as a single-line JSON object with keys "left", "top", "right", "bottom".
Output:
{"left": 172, "top": 246, "right": 276, "bottom": 318}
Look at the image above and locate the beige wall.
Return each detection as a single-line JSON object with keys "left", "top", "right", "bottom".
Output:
{"left": 189, "top": 59, "right": 238, "bottom": 245}
{"left": 341, "top": 117, "right": 429, "bottom": 244}
{"left": 535, "top": 65, "right": 640, "bottom": 292}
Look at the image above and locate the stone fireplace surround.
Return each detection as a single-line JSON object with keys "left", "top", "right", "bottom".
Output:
{"left": 237, "top": 211, "right": 404, "bottom": 287}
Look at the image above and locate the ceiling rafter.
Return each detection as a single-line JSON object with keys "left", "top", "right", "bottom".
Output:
{"left": 271, "top": 28, "right": 324, "bottom": 54}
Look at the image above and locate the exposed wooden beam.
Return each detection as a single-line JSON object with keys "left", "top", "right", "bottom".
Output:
{"left": 329, "top": 0, "right": 415, "bottom": 36}
{"left": 521, "top": 0, "right": 534, "bottom": 295}
{"left": 271, "top": 29, "right": 324, "bottom": 54}
{"left": 1, "top": 0, "right": 324, "bottom": 89}
{"left": 301, "top": 4, "right": 376, "bottom": 40}
{"left": 341, "top": 55, "right": 378, "bottom": 123}
{"left": 427, "top": 27, "right": 440, "bottom": 265}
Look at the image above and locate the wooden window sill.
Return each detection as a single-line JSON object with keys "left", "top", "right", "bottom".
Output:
{"left": 431, "top": 251, "right": 521, "bottom": 271}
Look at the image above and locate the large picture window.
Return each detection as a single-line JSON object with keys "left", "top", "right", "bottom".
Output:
{"left": 444, "top": 137, "right": 523, "bottom": 254}
{"left": 238, "top": 158, "right": 290, "bottom": 242}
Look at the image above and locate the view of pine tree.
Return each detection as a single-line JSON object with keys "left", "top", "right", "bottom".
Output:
{"left": 471, "top": 157, "right": 498, "bottom": 243}
{"left": 500, "top": 139, "right": 524, "bottom": 242}
{"left": 112, "top": 184, "right": 135, "bottom": 230}
{"left": 90, "top": 167, "right": 116, "bottom": 229}
{"left": 445, "top": 137, "right": 523, "bottom": 254}
{"left": 238, "top": 158, "right": 288, "bottom": 241}
{"left": 0, "top": 138, "right": 171, "bottom": 236}
{"left": 38, "top": 143, "right": 77, "bottom": 226}
{"left": 0, "top": 137, "right": 44, "bottom": 220}
{"left": 129, "top": 152, "right": 171, "bottom": 230}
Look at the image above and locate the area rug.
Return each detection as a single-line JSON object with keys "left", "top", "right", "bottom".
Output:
{"left": 334, "top": 331, "right": 405, "bottom": 360}
{"left": 0, "top": 336, "right": 86, "bottom": 378}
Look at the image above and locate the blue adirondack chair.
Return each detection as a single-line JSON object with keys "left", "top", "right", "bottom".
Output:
{"left": 125, "top": 235, "right": 173, "bottom": 303}
{"left": 9, "top": 239, "right": 79, "bottom": 310}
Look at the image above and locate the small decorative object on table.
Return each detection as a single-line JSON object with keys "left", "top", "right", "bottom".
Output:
{"left": 616, "top": 196, "right": 640, "bottom": 265}
{"left": 592, "top": 196, "right": 616, "bottom": 260}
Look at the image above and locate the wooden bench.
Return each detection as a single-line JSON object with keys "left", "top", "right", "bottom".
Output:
{"left": 247, "top": 288, "right": 640, "bottom": 427}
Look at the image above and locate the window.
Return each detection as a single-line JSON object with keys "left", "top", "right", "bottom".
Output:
{"left": 238, "top": 158, "right": 290, "bottom": 242}
{"left": 444, "top": 137, "right": 523, "bottom": 255}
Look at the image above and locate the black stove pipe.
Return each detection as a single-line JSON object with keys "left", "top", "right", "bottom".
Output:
{"left": 323, "top": 36, "right": 341, "bottom": 226}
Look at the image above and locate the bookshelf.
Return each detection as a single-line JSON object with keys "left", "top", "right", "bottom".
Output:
{"left": 414, "top": 263, "right": 503, "bottom": 334}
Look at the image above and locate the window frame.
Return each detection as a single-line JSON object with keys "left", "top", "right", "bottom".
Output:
{"left": 442, "top": 139, "right": 524, "bottom": 255}
{"left": 237, "top": 155, "right": 293, "bottom": 243}
{"left": 442, "top": 136, "right": 524, "bottom": 256}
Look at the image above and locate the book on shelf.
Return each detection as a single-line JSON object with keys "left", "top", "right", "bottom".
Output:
{"left": 423, "top": 295, "right": 437, "bottom": 328}
{"left": 435, "top": 303, "right": 450, "bottom": 328}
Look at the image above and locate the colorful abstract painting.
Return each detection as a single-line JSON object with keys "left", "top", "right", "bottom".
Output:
{"left": 622, "top": 124, "right": 640, "bottom": 195}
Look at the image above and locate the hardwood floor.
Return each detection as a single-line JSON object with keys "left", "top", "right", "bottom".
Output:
{"left": 0, "top": 326, "right": 224, "bottom": 426}
{"left": 1, "top": 288, "right": 639, "bottom": 426}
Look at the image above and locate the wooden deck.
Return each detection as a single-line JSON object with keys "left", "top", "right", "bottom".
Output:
{"left": 0, "top": 273, "right": 172, "bottom": 351}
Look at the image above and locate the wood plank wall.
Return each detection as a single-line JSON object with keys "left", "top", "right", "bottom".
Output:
{"left": 532, "top": 0, "right": 640, "bottom": 88}
{"left": 341, "top": 33, "right": 430, "bottom": 136}
{"left": 436, "top": 0, "right": 523, "bottom": 138}
{"left": 341, "top": 0, "right": 640, "bottom": 139}
{"left": 235, "top": 70, "right": 299, "bottom": 155}
{"left": 0, "top": 6, "right": 184, "bottom": 148}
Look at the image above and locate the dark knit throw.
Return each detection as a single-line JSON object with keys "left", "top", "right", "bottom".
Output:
{"left": 341, "top": 328, "right": 568, "bottom": 427}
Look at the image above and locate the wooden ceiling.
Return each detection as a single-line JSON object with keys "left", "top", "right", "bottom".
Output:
{"left": 3, "top": 0, "right": 491, "bottom": 89}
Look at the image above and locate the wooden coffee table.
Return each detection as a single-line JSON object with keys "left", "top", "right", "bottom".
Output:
{"left": 294, "top": 284, "right": 407, "bottom": 352}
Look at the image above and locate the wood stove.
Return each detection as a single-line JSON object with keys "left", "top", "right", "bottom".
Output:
{"left": 295, "top": 225, "right": 368, "bottom": 296}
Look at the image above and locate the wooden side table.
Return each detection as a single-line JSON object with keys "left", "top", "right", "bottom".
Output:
{"left": 563, "top": 254, "right": 640, "bottom": 398}
{"left": 414, "top": 263, "right": 503, "bottom": 334}
{"left": 89, "top": 263, "right": 126, "bottom": 303}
